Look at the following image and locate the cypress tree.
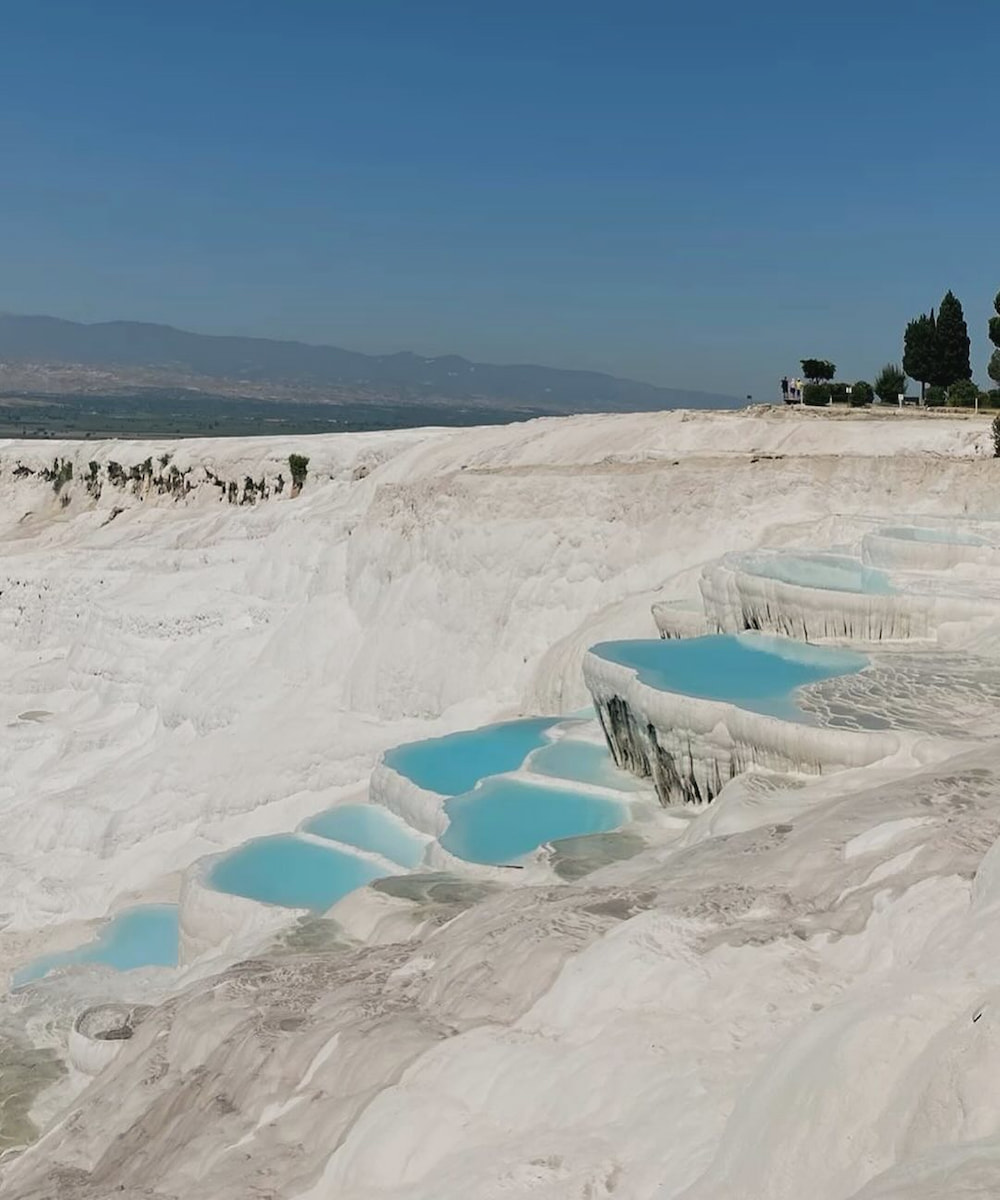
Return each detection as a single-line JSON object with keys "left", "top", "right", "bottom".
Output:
{"left": 988, "top": 291, "right": 1000, "bottom": 386}
{"left": 902, "top": 310, "right": 937, "bottom": 401}
{"left": 932, "top": 290, "right": 972, "bottom": 387}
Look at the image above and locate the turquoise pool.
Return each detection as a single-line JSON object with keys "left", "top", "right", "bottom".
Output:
{"left": 13, "top": 904, "right": 179, "bottom": 988}
{"left": 740, "top": 552, "right": 893, "bottom": 595}
{"left": 209, "top": 835, "right": 391, "bottom": 911}
{"left": 527, "top": 739, "right": 646, "bottom": 792}
{"left": 303, "top": 804, "right": 426, "bottom": 867}
{"left": 440, "top": 778, "right": 625, "bottom": 866}
{"left": 590, "top": 634, "right": 868, "bottom": 720}
{"left": 384, "top": 717, "right": 558, "bottom": 796}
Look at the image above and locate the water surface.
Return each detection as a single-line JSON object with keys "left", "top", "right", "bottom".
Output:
{"left": 590, "top": 634, "right": 868, "bottom": 721}
{"left": 303, "top": 804, "right": 425, "bottom": 867}
{"left": 528, "top": 739, "right": 646, "bottom": 792}
{"left": 13, "top": 905, "right": 179, "bottom": 987}
{"left": 878, "top": 525, "right": 987, "bottom": 546}
{"left": 440, "top": 778, "right": 624, "bottom": 865}
{"left": 384, "top": 718, "right": 558, "bottom": 795}
{"left": 209, "top": 835, "right": 390, "bottom": 911}
{"left": 739, "top": 552, "right": 892, "bottom": 595}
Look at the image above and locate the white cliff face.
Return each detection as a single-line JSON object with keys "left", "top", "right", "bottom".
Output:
{"left": 5, "top": 409, "right": 1000, "bottom": 1198}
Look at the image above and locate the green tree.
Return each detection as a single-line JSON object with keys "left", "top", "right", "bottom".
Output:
{"left": 902, "top": 311, "right": 936, "bottom": 401}
{"left": 850, "top": 380, "right": 874, "bottom": 406}
{"left": 988, "top": 291, "right": 1000, "bottom": 386}
{"left": 874, "top": 363, "right": 907, "bottom": 405}
{"left": 802, "top": 383, "right": 831, "bottom": 406}
{"left": 932, "top": 290, "right": 971, "bottom": 387}
{"left": 800, "top": 358, "right": 836, "bottom": 383}
{"left": 947, "top": 378, "right": 979, "bottom": 407}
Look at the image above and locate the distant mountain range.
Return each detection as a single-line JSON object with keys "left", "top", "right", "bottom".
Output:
{"left": 0, "top": 314, "right": 741, "bottom": 415}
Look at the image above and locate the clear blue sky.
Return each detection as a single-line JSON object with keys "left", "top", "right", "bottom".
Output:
{"left": 1, "top": 0, "right": 997, "bottom": 400}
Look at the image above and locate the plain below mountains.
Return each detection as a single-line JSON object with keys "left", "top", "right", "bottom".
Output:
{"left": 0, "top": 314, "right": 740, "bottom": 416}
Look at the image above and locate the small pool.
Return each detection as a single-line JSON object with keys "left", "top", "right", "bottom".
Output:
{"left": 13, "top": 905, "right": 179, "bottom": 988}
{"left": 527, "top": 739, "right": 646, "bottom": 792}
{"left": 384, "top": 718, "right": 558, "bottom": 796}
{"left": 739, "top": 552, "right": 893, "bottom": 595}
{"left": 303, "top": 804, "right": 426, "bottom": 868}
{"left": 209, "top": 835, "right": 391, "bottom": 911}
{"left": 440, "top": 779, "right": 625, "bottom": 866}
{"left": 878, "top": 525, "right": 988, "bottom": 547}
{"left": 590, "top": 634, "right": 868, "bottom": 721}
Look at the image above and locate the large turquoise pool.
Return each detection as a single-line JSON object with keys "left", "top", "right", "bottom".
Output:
{"left": 739, "top": 552, "right": 893, "bottom": 595}
{"left": 440, "top": 778, "right": 625, "bottom": 866}
{"left": 13, "top": 905, "right": 179, "bottom": 988}
{"left": 590, "top": 634, "right": 868, "bottom": 720}
{"left": 209, "top": 835, "right": 391, "bottom": 911}
{"left": 383, "top": 718, "right": 558, "bottom": 795}
{"left": 303, "top": 804, "right": 426, "bottom": 868}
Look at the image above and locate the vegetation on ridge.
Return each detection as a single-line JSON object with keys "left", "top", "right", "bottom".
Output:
{"left": 989, "top": 292, "right": 1000, "bottom": 387}
{"left": 873, "top": 364, "right": 907, "bottom": 406}
{"left": 289, "top": 454, "right": 309, "bottom": 492}
{"left": 791, "top": 287, "right": 1000, "bottom": 410}
{"left": 800, "top": 359, "right": 836, "bottom": 383}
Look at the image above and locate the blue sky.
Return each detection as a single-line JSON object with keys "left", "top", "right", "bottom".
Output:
{"left": 1, "top": 0, "right": 997, "bottom": 399}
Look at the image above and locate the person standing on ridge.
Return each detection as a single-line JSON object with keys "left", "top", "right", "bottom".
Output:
{"left": 781, "top": 376, "right": 789, "bottom": 403}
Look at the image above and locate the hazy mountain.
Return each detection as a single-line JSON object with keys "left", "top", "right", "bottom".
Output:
{"left": 0, "top": 314, "right": 741, "bottom": 414}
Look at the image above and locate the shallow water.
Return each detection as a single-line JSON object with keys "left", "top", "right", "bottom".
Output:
{"left": 590, "top": 634, "right": 868, "bottom": 720}
{"left": 303, "top": 804, "right": 426, "bottom": 867}
{"left": 384, "top": 717, "right": 558, "bottom": 795}
{"left": 739, "top": 552, "right": 893, "bottom": 594}
{"left": 878, "top": 525, "right": 987, "bottom": 546}
{"left": 440, "top": 778, "right": 625, "bottom": 865}
{"left": 528, "top": 739, "right": 646, "bottom": 792}
{"left": 209, "top": 835, "right": 390, "bottom": 911}
{"left": 13, "top": 905, "right": 179, "bottom": 987}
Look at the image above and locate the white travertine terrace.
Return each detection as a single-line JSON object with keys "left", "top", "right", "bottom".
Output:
{"left": 861, "top": 526, "right": 1000, "bottom": 571}
{"left": 696, "top": 555, "right": 994, "bottom": 643}
{"left": 6, "top": 409, "right": 1000, "bottom": 1199}
{"left": 367, "top": 759, "right": 451, "bottom": 839}
{"left": 582, "top": 646, "right": 906, "bottom": 805}
{"left": 649, "top": 599, "right": 711, "bottom": 640}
